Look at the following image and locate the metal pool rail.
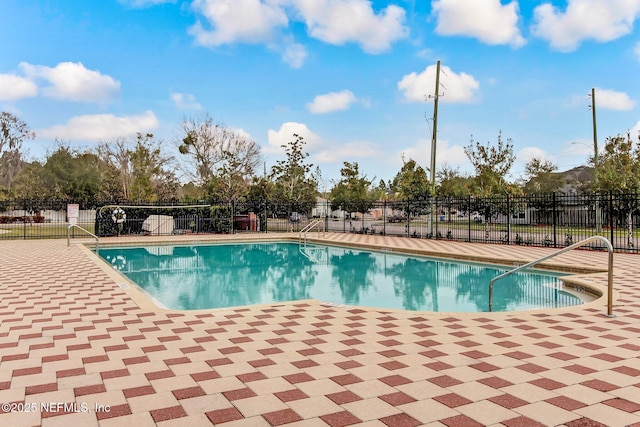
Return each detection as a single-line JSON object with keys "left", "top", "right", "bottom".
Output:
{"left": 488, "top": 236, "right": 614, "bottom": 316}
{"left": 67, "top": 224, "right": 99, "bottom": 252}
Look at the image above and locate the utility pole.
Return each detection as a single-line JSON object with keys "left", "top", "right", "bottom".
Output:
{"left": 430, "top": 60, "right": 440, "bottom": 197}
{"left": 429, "top": 60, "right": 441, "bottom": 236}
{"left": 590, "top": 88, "right": 602, "bottom": 233}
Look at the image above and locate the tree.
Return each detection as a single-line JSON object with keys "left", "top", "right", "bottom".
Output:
{"left": 180, "top": 182, "right": 206, "bottom": 201}
{"left": 129, "top": 133, "right": 177, "bottom": 202}
{"left": 522, "top": 158, "right": 564, "bottom": 195}
{"left": 594, "top": 132, "right": 640, "bottom": 193}
{"left": 0, "top": 149, "right": 25, "bottom": 196}
{"left": 390, "top": 158, "right": 430, "bottom": 200}
{"left": 207, "top": 142, "right": 261, "bottom": 201}
{"left": 270, "top": 134, "right": 317, "bottom": 213}
{"left": 464, "top": 131, "right": 517, "bottom": 197}
{"left": 435, "top": 165, "right": 474, "bottom": 221}
{"left": 464, "top": 131, "right": 520, "bottom": 239}
{"left": 520, "top": 158, "right": 564, "bottom": 225}
{"left": 11, "top": 162, "right": 47, "bottom": 200}
{"left": 369, "top": 179, "right": 389, "bottom": 201}
{"left": 97, "top": 138, "right": 131, "bottom": 199}
{"left": 312, "top": 166, "right": 326, "bottom": 197}
{"left": 388, "top": 157, "right": 431, "bottom": 217}
{"left": 0, "top": 113, "right": 34, "bottom": 195}
{"left": 593, "top": 132, "right": 640, "bottom": 248}
{"left": 436, "top": 165, "right": 473, "bottom": 198}
{"left": 329, "top": 162, "right": 375, "bottom": 215}
{"left": 98, "top": 133, "right": 178, "bottom": 201}
{"left": 178, "top": 114, "right": 261, "bottom": 197}
{"left": 0, "top": 112, "right": 34, "bottom": 154}
{"left": 41, "top": 144, "right": 104, "bottom": 202}
{"left": 248, "top": 176, "right": 275, "bottom": 201}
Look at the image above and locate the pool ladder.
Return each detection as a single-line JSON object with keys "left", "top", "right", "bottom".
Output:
{"left": 299, "top": 219, "right": 325, "bottom": 244}
{"left": 488, "top": 236, "right": 614, "bottom": 316}
{"left": 67, "top": 224, "right": 99, "bottom": 252}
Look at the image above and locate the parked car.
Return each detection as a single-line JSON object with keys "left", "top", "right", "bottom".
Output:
{"left": 289, "top": 212, "right": 303, "bottom": 222}
{"left": 387, "top": 214, "right": 407, "bottom": 223}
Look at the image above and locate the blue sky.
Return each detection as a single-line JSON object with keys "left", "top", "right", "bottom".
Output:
{"left": 2, "top": 0, "right": 639, "bottom": 186}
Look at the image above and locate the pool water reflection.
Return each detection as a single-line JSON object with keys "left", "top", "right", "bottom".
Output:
{"left": 98, "top": 242, "right": 582, "bottom": 312}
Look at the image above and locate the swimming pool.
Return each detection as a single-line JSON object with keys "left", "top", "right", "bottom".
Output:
{"left": 98, "top": 241, "right": 583, "bottom": 312}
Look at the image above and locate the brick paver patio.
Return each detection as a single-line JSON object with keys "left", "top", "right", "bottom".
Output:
{"left": 1, "top": 233, "right": 639, "bottom": 427}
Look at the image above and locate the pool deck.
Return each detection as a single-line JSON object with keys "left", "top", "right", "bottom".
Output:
{"left": 1, "top": 233, "right": 639, "bottom": 427}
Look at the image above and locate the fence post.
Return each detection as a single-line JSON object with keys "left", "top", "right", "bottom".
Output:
{"left": 433, "top": 196, "right": 442, "bottom": 239}
{"left": 263, "top": 202, "right": 267, "bottom": 233}
{"left": 22, "top": 199, "right": 27, "bottom": 240}
{"left": 383, "top": 200, "right": 387, "bottom": 236}
{"left": 231, "top": 201, "right": 235, "bottom": 234}
{"left": 343, "top": 210, "right": 346, "bottom": 233}
{"left": 609, "top": 192, "right": 614, "bottom": 248}
{"left": 552, "top": 192, "right": 557, "bottom": 248}
{"left": 506, "top": 194, "right": 511, "bottom": 244}
{"left": 468, "top": 195, "right": 472, "bottom": 242}
{"left": 406, "top": 201, "right": 410, "bottom": 237}
{"left": 324, "top": 200, "right": 329, "bottom": 234}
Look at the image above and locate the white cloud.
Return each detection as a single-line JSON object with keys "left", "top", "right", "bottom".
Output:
{"left": 511, "top": 147, "right": 557, "bottom": 181}
{"left": 516, "top": 147, "right": 553, "bottom": 164}
{"left": 531, "top": 0, "right": 640, "bottom": 52}
{"left": 560, "top": 139, "right": 593, "bottom": 157}
{"left": 314, "top": 140, "right": 383, "bottom": 163}
{"left": 0, "top": 74, "right": 38, "bottom": 101}
{"left": 291, "top": 0, "right": 408, "bottom": 53}
{"left": 432, "top": 0, "right": 525, "bottom": 48}
{"left": 397, "top": 64, "right": 479, "bottom": 104}
{"left": 594, "top": 88, "right": 636, "bottom": 111}
{"left": 397, "top": 138, "right": 469, "bottom": 172}
{"left": 307, "top": 90, "right": 357, "bottom": 114}
{"left": 171, "top": 92, "right": 202, "bottom": 110}
{"left": 279, "top": 42, "right": 308, "bottom": 68}
{"left": 631, "top": 120, "right": 640, "bottom": 139}
{"left": 188, "top": 0, "right": 408, "bottom": 62}
{"left": 267, "top": 38, "right": 308, "bottom": 68}
{"left": 38, "top": 111, "right": 159, "bottom": 141}
{"left": 19, "top": 62, "right": 120, "bottom": 103}
{"left": 266, "top": 122, "right": 322, "bottom": 154}
{"left": 265, "top": 122, "right": 381, "bottom": 165}
{"left": 552, "top": 139, "right": 598, "bottom": 170}
{"left": 189, "top": 0, "right": 289, "bottom": 46}
{"left": 416, "top": 48, "right": 435, "bottom": 60}
{"left": 231, "top": 127, "right": 254, "bottom": 141}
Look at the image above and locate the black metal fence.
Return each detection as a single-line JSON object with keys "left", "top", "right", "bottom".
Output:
{"left": 1, "top": 193, "right": 639, "bottom": 253}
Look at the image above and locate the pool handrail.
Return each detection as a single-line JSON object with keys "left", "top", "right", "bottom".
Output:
{"left": 299, "top": 219, "right": 325, "bottom": 244}
{"left": 488, "top": 236, "right": 614, "bottom": 316}
{"left": 67, "top": 224, "right": 99, "bottom": 252}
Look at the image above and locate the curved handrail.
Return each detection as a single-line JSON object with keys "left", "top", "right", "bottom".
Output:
{"left": 299, "top": 219, "right": 325, "bottom": 244}
{"left": 488, "top": 236, "right": 614, "bottom": 316}
{"left": 67, "top": 224, "right": 99, "bottom": 252}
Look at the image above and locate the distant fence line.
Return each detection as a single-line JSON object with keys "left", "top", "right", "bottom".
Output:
{"left": 1, "top": 193, "right": 639, "bottom": 253}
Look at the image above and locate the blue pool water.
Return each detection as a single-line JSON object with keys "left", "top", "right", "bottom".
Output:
{"left": 98, "top": 242, "right": 582, "bottom": 312}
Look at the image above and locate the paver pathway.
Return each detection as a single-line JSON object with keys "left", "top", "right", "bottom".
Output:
{"left": 1, "top": 234, "right": 639, "bottom": 427}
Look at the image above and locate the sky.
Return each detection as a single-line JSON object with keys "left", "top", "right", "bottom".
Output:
{"left": 1, "top": 0, "right": 639, "bottom": 188}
